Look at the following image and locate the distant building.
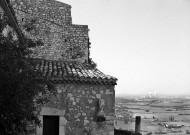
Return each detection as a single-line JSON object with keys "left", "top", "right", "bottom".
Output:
{"left": 146, "top": 91, "right": 158, "bottom": 98}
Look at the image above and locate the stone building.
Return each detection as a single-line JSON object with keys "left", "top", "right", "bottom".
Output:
{"left": 9, "top": 0, "right": 117, "bottom": 135}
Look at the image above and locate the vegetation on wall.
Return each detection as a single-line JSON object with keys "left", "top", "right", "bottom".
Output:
{"left": 0, "top": 6, "right": 44, "bottom": 135}
{"left": 23, "top": 18, "right": 37, "bottom": 32}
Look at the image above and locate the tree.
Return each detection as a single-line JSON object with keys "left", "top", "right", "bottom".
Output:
{"left": 124, "top": 111, "right": 133, "bottom": 125}
{"left": 169, "top": 115, "right": 174, "bottom": 122}
{"left": 0, "top": 5, "right": 44, "bottom": 135}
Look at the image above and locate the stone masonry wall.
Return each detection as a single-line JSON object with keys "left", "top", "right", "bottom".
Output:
{"left": 35, "top": 83, "right": 115, "bottom": 135}
{"left": 10, "top": 0, "right": 72, "bottom": 25}
{"left": 10, "top": 0, "right": 89, "bottom": 63}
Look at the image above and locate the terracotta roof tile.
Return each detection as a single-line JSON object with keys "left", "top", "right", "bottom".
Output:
{"left": 30, "top": 59, "right": 117, "bottom": 85}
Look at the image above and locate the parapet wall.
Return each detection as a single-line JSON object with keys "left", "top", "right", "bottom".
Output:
{"left": 10, "top": 0, "right": 72, "bottom": 25}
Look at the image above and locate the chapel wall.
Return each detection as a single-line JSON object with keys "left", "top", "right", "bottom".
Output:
{"left": 36, "top": 83, "right": 115, "bottom": 135}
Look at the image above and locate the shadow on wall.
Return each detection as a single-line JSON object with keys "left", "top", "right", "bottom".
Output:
{"left": 114, "top": 129, "right": 142, "bottom": 135}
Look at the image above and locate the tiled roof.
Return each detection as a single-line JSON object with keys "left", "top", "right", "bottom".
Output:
{"left": 30, "top": 59, "right": 117, "bottom": 85}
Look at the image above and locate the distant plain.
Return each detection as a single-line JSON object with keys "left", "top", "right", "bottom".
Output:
{"left": 115, "top": 96, "right": 190, "bottom": 135}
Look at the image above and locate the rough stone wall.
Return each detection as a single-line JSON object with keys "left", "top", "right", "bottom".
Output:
{"left": 10, "top": 0, "right": 89, "bottom": 63}
{"left": 36, "top": 83, "right": 115, "bottom": 135}
{"left": 10, "top": 0, "right": 72, "bottom": 25}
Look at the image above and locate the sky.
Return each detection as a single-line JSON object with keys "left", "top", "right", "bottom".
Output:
{"left": 59, "top": 0, "right": 190, "bottom": 96}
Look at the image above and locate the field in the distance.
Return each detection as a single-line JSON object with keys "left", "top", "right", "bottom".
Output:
{"left": 115, "top": 96, "right": 190, "bottom": 135}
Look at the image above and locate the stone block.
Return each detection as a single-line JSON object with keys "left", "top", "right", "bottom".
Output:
{"left": 57, "top": 93, "right": 62, "bottom": 99}
{"left": 105, "top": 90, "right": 110, "bottom": 94}
{"left": 60, "top": 117, "right": 67, "bottom": 126}
{"left": 109, "top": 131, "right": 114, "bottom": 135}
{"left": 82, "top": 91, "right": 85, "bottom": 95}
{"left": 88, "top": 99, "right": 92, "bottom": 103}
{"left": 57, "top": 89, "right": 62, "bottom": 93}
{"left": 96, "top": 94, "right": 101, "bottom": 99}
{"left": 59, "top": 125, "right": 65, "bottom": 135}
{"left": 106, "top": 125, "right": 114, "bottom": 131}
{"left": 92, "top": 90, "right": 96, "bottom": 95}
{"left": 82, "top": 113, "right": 86, "bottom": 116}
{"left": 106, "top": 116, "right": 114, "bottom": 121}
{"left": 67, "top": 93, "right": 73, "bottom": 97}
{"left": 40, "top": 107, "right": 65, "bottom": 116}
{"left": 70, "top": 97, "right": 74, "bottom": 101}
{"left": 106, "top": 121, "right": 114, "bottom": 125}
{"left": 36, "top": 116, "right": 43, "bottom": 135}
{"left": 84, "top": 119, "right": 89, "bottom": 125}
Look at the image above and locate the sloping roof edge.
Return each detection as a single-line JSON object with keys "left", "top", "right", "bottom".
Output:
{"left": 29, "top": 58, "right": 117, "bottom": 85}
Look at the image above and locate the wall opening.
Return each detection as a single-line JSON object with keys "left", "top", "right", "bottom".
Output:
{"left": 43, "top": 116, "right": 59, "bottom": 135}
